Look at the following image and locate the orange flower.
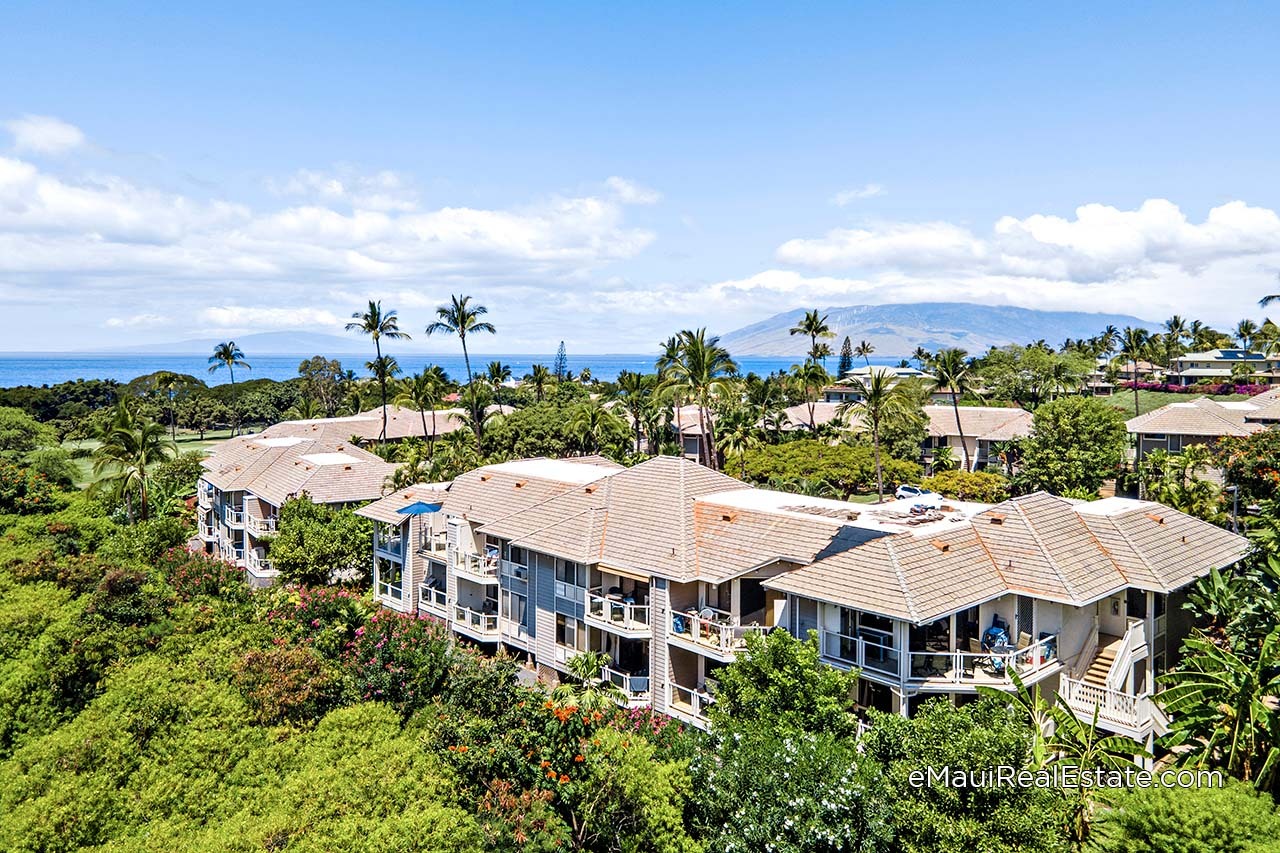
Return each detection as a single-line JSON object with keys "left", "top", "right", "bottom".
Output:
{"left": 540, "top": 760, "right": 551, "bottom": 768}
{"left": 573, "top": 754, "right": 584, "bottom": 762}
{"left": 546, "top": 768, "right": 558, "bottom": 779}
{"left": 559, "top": 774, "right": 570, "bottom": 784}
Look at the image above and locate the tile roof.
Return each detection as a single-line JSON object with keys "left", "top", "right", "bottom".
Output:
{"left": 201, "top": 434, "right": 397, "bottom": 506}
{"left": 441, "top": 457, "right": 623, "bottom": 525}
{"left": 780, "top": 402, "right": 844, "bottom": 431}
{"left": 355, "top": 483, "right": 450, "bottom": 524}
{"left": 922, "top": 405, "right": 1034, "bottom": 440}
{"left": 256, "top": 404, "right": 512, "bottom": 444}
{"left": 1126, "top": 397, "right": 1264, "bottom": 438}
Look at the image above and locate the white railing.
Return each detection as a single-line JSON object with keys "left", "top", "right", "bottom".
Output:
{"left": 454, "top": 604, "right": 499, "bottom": 636}
{"left": 246, "top": 515, "right": 276, "bottom": 537}
{"left": 455, "top": 552, "right": 499, "bottom": 581}
{"left": 670, "top": 608, "right": 769, "bottom": 655}
{"left": 1061, "top": 675, "right": 1157, "bottom": 732}
{"left": 554, "top": 579, "right": 586, "bottom": 604}
{"left": 377, "top": 578, "right": 404, "bottom": 601}
{"left": 418, "top": 585, "right": 449, "bottom": 616}
{"left": 224, "top": 507, "right": 245, "bottom": 528}
{"left": 418, "top": 529, "right": 448, "bottom": 553}
{"left": 820, "top": 630, "right": 901, "bottom": 677}
{"left": 199, "top": 524, "right": 217, "bottom": 540}
{"left": 375, "top": 534, "right": 405, "bottom": 558}
{"left": 668, "top": 683, "right": 712, "bottom": 722}
{"left": 500, "top": 559, "right": 529, "bottom": 581}
{"left": 601, "top": 666, "right": 650, "bottom": 703}
{"left": 1107, "top": 619, "right": 1146, "bottom": 692}
{"left": 222, "top": 545, "right": 245, "bottom": 564}
{"left": 586, "top": 592, "right": 650, "bottom": 633}
{"left": 246, "top": 549, "right": 273, "bottom": 574}
{"left": 906, "top": 634, "right": 1058, "bottom": 684}
{"left": 1072, "top": 615, "right": 1100, "bottom": 679}
{"left": 197, "top": 486, "right": 213, "bottom": 508}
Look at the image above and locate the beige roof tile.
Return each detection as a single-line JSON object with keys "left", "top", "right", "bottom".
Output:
{"left": 355, "top": 483, "right": 449, "bottom": 524}
{"left": 1126, "top": 398, "right": 1263, "bottom": 438}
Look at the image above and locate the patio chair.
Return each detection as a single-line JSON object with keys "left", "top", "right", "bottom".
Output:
{"left": 964, "top": 637, "right": 985, "bottom": 677}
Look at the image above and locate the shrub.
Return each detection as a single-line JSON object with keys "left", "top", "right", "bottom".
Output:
{"left": 265, "top": 585, "right": 371, "bottom": 659}
{"left": 345, "top": 609, "right": 452, "bottom": 715}
{"left": 921, "top": 469, "right": 1011, "bottom": 502}
{"left": 742, "top": 440, "right": 922, "bottom": 498}
{"left": 86, "top": 569, "right": 161, "bottom": 626}
{"left": 0, "top": 462, "right": 55, "bottom": 514}
{"left": 98, "top": 516, "right": 191, "bottom": 565}
{"left": 232, "top": 645, "right": 345, "bottom": 726}
{"left": 1098, "top": 779, "right": 1280, "bottom": 853}
{"left": 10, "top": 553, "right": 114, "bottom": 595}
{"left": 156, "top": 548, "right": 248, "bottom": 603}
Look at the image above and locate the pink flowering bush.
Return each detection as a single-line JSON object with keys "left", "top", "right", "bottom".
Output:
{"left": 264, "top": 585, "right": 371, "bottom": 658}
{"left": 344, "top": 609, "right": 452, "bottom": 716}
{"left": 1120, "top": 381, "right": 1271, "bottom": 396}
{"left": 155, "top": 547, "right": 248, "bottom": 602}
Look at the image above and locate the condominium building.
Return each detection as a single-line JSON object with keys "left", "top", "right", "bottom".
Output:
{"left": 197, "top": 431, "right": 398, "bottom": 586}
{"left": 1171, "top": 349, "right": 1280, "bottom": 386}
{"left": 359, "top": 454, "right": 1246, "bottom": 746}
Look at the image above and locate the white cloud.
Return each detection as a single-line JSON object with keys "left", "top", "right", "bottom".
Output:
{"left": 198, "top": 306, "right": 343, "bottom": 330}
{"left": 267, "top": 166, "right": 420, "bottom": 212}
{"left": 830, "top": 184, "right": 885, "bottom": 205}
{"left": 605, "top": 176, "right": 662, "bottom": 205}
{"left": 105, "top": 313, "right": 167, "bottom": 328}
{"left": 778, "top": 199, "right": 1280, "bottom": 286}
{"left": 3, "top": 115, "right": 86, "bottom": 155}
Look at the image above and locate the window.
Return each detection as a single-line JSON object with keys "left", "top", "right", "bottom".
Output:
{"left": 501, "top": 590, "right": 527, "bottom": 625}
{"left": 376, "top": 556, "right": 403, "bottom": 601}
{"left": 556, "top": 614, "right": 585, "bottom": 651}
{"left": 508, "top": 545, "right": 528, "bottom": 566}
{"left": 556, "top": 560, "right": 586, "bottom": 587}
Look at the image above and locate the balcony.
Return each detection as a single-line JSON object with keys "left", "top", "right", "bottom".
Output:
{"left": 221, "top": 544, "right": 245, "bottom": 565}
{"left": 374, "top": 533, "right": 405, "bottom": 559}
{"left": 667, "top": 683, "right": 712, "bottom": 727}
{"left": 905, "top": 634, "right": 1060, "bottom": 688}
{"left": 453, "top": 604, "right": 499, "bottom": 641}
{"left": 418, "top": 584, "right": 449, "bottom": 618}
{"left": 224, "top": 507, "right": 245, "bottom": 529}
{"left": 246, "top": 515, "right": 277, "bottom": 537}
{"left": 1060, "top": 676, "right": 1169, "bottom": 738}
{"left": 585, "top": 591, "right": 650, "bottom": 637}
{"left": 418, "top": 528, "right": 448, "bottom": 554}
{"left": 668, "top": 605, "right": 769, "bottom": 660}
{"left": 246, "top": 549, "right": 274, "bottom": 576}
{"left": 820, "top": 630, "right": 901, "bottom": 678}
{"left": 500, "top": 559, "right": 529, "bottom": 582}
{"left": 601, "top": 666, "right": 651, "bottom": 707}
{"left": 198, "top": 523, "right": 218, "bottom": 541}
{"left": 453, "top": 550, "right": 499, "bottom": 584}
{"left": 197, "top": 485, "right": 213, "bottom": 509}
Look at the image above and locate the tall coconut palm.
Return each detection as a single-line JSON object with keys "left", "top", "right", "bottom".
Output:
{"left": 152, "top": 370, "right": 184, "bottom": 440}
{"left": 568, "top": 399, "right": 628, "bottom": 455}
{"left": 92, "top": 402, "right": 175, "bottom": 523}
{"left": 912, "top": 346, "right": 932, "bottom": 371}
{"left": 394, "top": 365, "right": 449, "bottom": 454}
{"left": 716, "top": 408, "right": 762, "bottom": 478}
{"left": 789, "top": 309, "right": 834, "bottom": 364}
{"left": 838, "top": 370, "right": 915, "bottom": 502}
{"left": 425, "top": 295, "right": 496, "bottom": 439}
{"left": 614, "top": 370, "right": 653, "bottom": 454}
{"left": 208, "top": 341, "right": 250, "bottom": 435}
{"left": 346, "top": 300, "right": 411, "bottom": 443}
{"left": 1119, "top": 326, "right": 1150, "bottom": 417}
{"left": 1099, "top": 324, "right": 1120, "bottom": 359}
{"left": 930, "top": 348, "right": 974, "bottom": 471}
{"left": 790, "top": 360, "right": 830, "bottom": 432}
{"left": 523, "top": 363, "right": 554, "bottom": 403}
{"left": 1238, "top": 318, "right": 1259, "bottom": 350}
{"left": 854, "top": 339, "right": 875, "bottom": 367}
{"left": 485, "top": 360, "right": 512, "bottom": 388}
{"left": 656, "top": 335, "right": 686, "bottom": 455}
{"left": 660, "top": 329, "right": 738, "bottom": 470}
{"left": 365, "top": 354, "right": 402, "bottom": 435}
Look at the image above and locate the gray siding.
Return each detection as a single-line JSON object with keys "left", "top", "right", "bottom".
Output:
{"left": 650, "top": 577, "right": 670, "bottom": 714}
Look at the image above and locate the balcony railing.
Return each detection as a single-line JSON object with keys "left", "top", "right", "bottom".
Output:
{"left": 197, "top": 486, "right": 213, "bottom": 508}
{"left": 418, "top": 585, "right": 449, "bottom": 616}
{"left": 454, "top": 604, "right": 499, "bottom": 637}
{"left": 222, "top": 545, "right": 245, "bottom": 564}
{"left": 199, "top": 524, "right": 217, "bottom": 541}
{"left": 418, "top": 529, "right": 448, "bottom": 554}
{"left": 601, "top": 666, "right": 651, "bottom": 705}
{"left": 820, "top": 630, "right": 900, "bottom": 677}
{"left": 1060, "top": 675, "right": 1162, "bottom": 734}
{"left": 668, "top": 683, "right": 712, "bottom": 724}
{"left": 669, "top": 606, "right": 769, "bottom": 655}
{"left": 246, "top": 515, "right": 277, "bottom": 537}
{"left": 500, "top": 559, "right": 529, "bottom": 581}
{"left": 377, "top": 578, "right": 404, "bottom": 602}
{"left": 224, "top": 507, "right": 245, "bottom": 528}
{"left": 375, "top": 534, "right": 405, "bottom": 558}
{"left": 905, "top": 634, "right": 1058, "bottom": 684}
{"left": 454, "top": 551, "right": 500, "bottom": 582}
{"left": 586, "top": 591, "right": 650, "bottom": 634}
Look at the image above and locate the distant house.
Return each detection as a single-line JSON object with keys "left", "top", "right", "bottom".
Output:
{"left": 1125, "top": 388, "right": 1280, "bottom": 477}
{"left": 823, "top": 365, "right": 934, "bottom": 403}
{"left": 1170, "top": 349, "right": 1280, "bottom": 387}
{"left": 920, "top": 405, "right": 1034, "bottom": 472}
{"left": 778, "top": 401, "right": 844, "bottom": 432}
{"left": 259, "top": 404, "right": 511, "bottom": 445}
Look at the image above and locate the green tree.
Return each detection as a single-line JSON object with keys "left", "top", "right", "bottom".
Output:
{"left": 297, "top": 355, "right": 346, "bottom": 416}
{"left": 394, "top": 365, "right": 449, "bottom": 453}
{"left": 346, "top": 300, "right": 412, "bottom": 443}
{"left": 789, "top": 309, "right": 834, "bottom": 365}
{"left": 658, "top": 328, "right": 738, "bottom": 470}
{"left": 1015, "top": 396, "right": 1128, "bottom": 497}
{"left": 921, "top": 469, "right": 1010, "bottom": 502}
{"left": 524, "top": 363, "right": 555, "bottom": 403}
{"left": 1098, "top": 779, "right": 1280, "bottom": 853}
{"left": 207, "top": 341, "right": 250, "bottom": 433}
{"left": 931, "top": 348, "right": 975, "bottom": 470}
{"left": 486, "top": 360, "right": 512, "bottom": 387}
{"left": 426, "top": 294, "right": 496, "bottom": 439}
{"left": 1118, "top": 326, "right": 1150, "bottom": 417}
{"left": 838, "top": 369, "right": 918, "bottom": 501}
{"left": 269, "top": 495, "right": 374, "bottom": 587}
{"left": 854, "top": 339, "right": 875, "bottom": 366}
{"left": 91, "top": 403, "right": 175, "bottom": 522}
{"left": 551, "top": 651, "right": 625, "bottom": 712}
{"left": 0, "top": 406, "right": 57, "bottom": 459}
{"left": 837, "top": 336, "right": 854, "bottom": 377}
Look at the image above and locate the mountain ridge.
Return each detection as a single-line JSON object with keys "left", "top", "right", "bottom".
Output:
{"left": 718, "top": 302, "right": 1156, "bottom": 356}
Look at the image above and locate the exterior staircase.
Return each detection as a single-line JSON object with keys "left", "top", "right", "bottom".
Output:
{"left": 1060, "top": 623, "right": 1169, "bottom": 742}
{"left": 1081, "top": 634, "right": 1123, "bottom": 687}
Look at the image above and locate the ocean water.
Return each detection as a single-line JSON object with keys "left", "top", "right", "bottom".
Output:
{"left": 0, "top": 352, "right": 909, "bottom": 388}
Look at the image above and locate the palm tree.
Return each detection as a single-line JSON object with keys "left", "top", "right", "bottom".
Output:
{"left": 551, "top": 651, "right": 626, "bottom": 712}
{"left": 854, "top": 339, "right": 875, "bottom": 367}
{"left": 930, "top": 445, "right": 957, "bottom": 474}
{"left": 394, "top": 366, "right": 449, "bottom": 454}
{"left": 523, "top": 364, "right": 554, "bottom": 403}
{"left": 659, "top": 329, "right": 738, "bottom": 470}
{"left": 425, "top": 295, "right": 496, "bottom": 439}
{"left": 716, "top": 409, "right": 762, "bottom": 478}
{"left": 567, "top": 399, "right": 627, "bottom": 455}
{"left": 1238, "top": 319, "right": 1259, "bottom": 350}
{"left": 365, "top": 354, "right": 402, "bottom": 431}
{"left": 790, "top": 361, "right": 830, "bottom": 432}
{"left": 346, "top": 300, "right": 412, "bottom": 443}
{"left": 152, "top": 370, "right": 184, "bottom": 440}
{"left": 656, "top": 335, "right": 686, "bottom": 455}
{"left": 1099, "top": 324, "right": 1120, "bottom": 359}
{"left": 208, "top": 341, "right": 250, "bottom": 435}
{"left": 92, "top": 402, "right": 175, "bottom": 523}
{"left": 485, "top": 360, "right": 512, "bottom": 388}
{"left": 788, "top": 309, "right": 834, "bottom": 364}
{"left": 930, "top": 348, "right": 974, "bottom": 471}
{"left": 283, "top": 397, "right": 323, "bottom": 420}
{"left": 1118, "top": 327, "right": 1150, "bottom": 417}
{"left": 838, "top": 370, "right": 915, "bottom": 501}
{"left": 912, "top": 346, "right": 932, "bottom": 370}
{"left": 614, "top": 370, "right": 653, "bottom": 454}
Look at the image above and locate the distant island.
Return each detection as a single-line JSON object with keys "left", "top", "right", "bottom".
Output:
{"left": 718, "top": 301, "right": 1156, "bottom": 356}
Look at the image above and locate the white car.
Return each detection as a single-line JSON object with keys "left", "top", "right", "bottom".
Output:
{"left": 894, "top": 484, "right": 935, "bottom": 501}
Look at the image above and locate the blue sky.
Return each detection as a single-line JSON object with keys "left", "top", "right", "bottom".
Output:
{"left": 1, "top": 2, "right": 1278, "bottom": 351}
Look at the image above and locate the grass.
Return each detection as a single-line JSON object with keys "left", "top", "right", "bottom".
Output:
{"left": 1099, "top": 389, "right": 1249, "bottom": 417}
{"left": 62, "top": 427, "right": 238, "bottom": 489}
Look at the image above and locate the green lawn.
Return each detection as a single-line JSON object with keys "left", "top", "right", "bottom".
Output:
{"left": 63, "top": 427, "right": 237, "bottom": 489}
{"left": 1100, "top": 389, "right": 1249, "bottom": 418}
